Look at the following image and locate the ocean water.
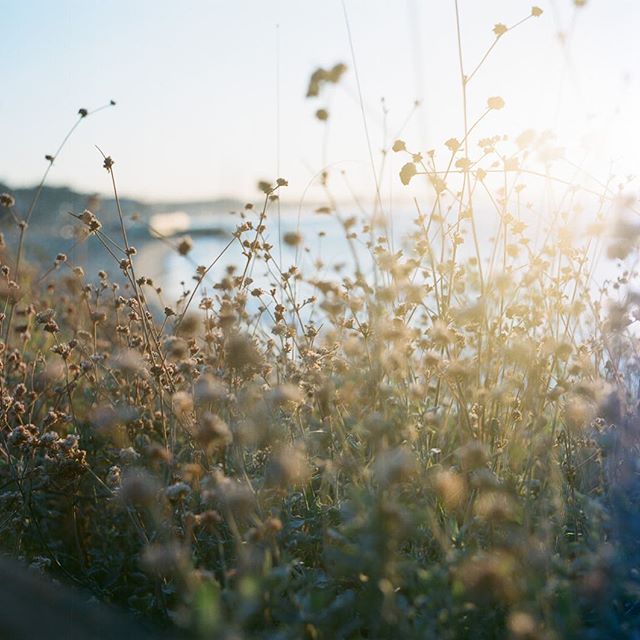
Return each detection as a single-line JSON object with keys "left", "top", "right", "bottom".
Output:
{"left": 134, "top": 205, "right": 626, "bottom": 314}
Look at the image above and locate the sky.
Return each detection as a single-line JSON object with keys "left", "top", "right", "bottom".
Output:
{"left": 2, "top": 1, "right": 640, "bottom": 204}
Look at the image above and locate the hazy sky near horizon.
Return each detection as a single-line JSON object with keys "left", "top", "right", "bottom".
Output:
{"left": 2, "top": 1, "right": 640, "bottom": 204}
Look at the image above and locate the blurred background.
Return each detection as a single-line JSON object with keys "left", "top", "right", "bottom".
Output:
{"left": 2, "top": 0, "right": 638, "bottom": 204}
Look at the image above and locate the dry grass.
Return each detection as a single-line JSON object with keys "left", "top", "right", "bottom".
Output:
{"left": 1, "top": 4, "right": 640, "bottom": 639}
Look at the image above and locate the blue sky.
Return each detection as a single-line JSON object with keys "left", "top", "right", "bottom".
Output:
{"left": 2, "top": 1, "right": 640, "bottom": 203}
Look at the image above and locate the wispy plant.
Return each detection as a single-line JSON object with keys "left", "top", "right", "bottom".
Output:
{"left": 0, "top": 2, "right": 638, "bottom": 638}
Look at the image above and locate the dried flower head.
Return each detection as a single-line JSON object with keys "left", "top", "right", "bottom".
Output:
{"left": 373, "top": 446, "right": 417, "bottom": 487}
{"left": 120, "top": 470, "right": 159, "bottom": 507}
{"left": 265, "top": 446, "right": 311, "bottom": 489}
{"left": 177, "top": 235, "right": 193, "bottom": 256}
{"left": 434, "top": 469, "right": 467, "bottom": 510}
{"left": 283, "top": 231, "right": 303, "bottom": 247}
{"left": 457, "top": 440, "right": 489, "bottom": 472}
{"left": 507, "top": 611, "right": 539, "bottom": 639}
{"left": 0, "top": 193, "right": 15, "bottom": 208}
{"left": 195, "top": 412, "right": 232, "bottom": 451}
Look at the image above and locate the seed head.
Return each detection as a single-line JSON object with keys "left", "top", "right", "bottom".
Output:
{"left": 120, "top": 470, "right": 159, "bottom": 507}
{"left": 507, "top": 611, "right": 538, "bottom": 639}
{"left": 165, "top": 481, "right": 192, "bottom": 501}
{"left": 226, "top": 333, "right": 263, "bottom": 370}
{"left": 434, "top": 469, "right": 467, "bottom": 510}
{"left": 193, "top": 374, "right": 227, "bottom": 403}
{"left": 265, "top": 446, "right": 311, "bottom": 489}
{"left": 493, "top": 23, "right": 508, "bottom": 37}
{"left": 457, "top": 440, "right": 489, "bottom": 471}
{"left": 177, "top": 236, "right": 193, "bottom": 256}
{"left": 0, "top": 193, "right": 15, "bottom": 208}
{"left": 195, "top": 412, "right": 232, "bottom": 451}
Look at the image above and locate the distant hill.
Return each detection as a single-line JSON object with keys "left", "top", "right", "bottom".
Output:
{"left": 0, "top": 182, "right": 147, "bottom": 229}
{"left": 0, "top": 182, "right": 242, "bottom": 233}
